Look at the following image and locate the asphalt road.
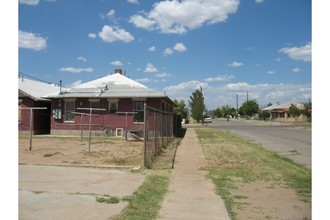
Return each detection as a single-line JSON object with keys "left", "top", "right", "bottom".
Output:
{"left": 205, "top": 118, "right": 311, "bottom": 168}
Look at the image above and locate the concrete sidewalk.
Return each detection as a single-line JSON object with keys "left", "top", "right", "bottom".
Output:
{"left": 158, "top": 128, "right": 230, "bottom": 220}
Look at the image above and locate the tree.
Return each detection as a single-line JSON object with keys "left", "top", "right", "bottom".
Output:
{"left": 288, "top": 104, "right": 302, "bottom": 118}
{"left": 188, "top": 89, "right": 204, "bottom": 123}
{"left": 239, "top": 100, "right": 259, "bottom": 117}
{"left": 173, "top": 99, "right": 189, "bottom": 119}
{"left": 301, "top": 100, "right": 312, "bottom": 121}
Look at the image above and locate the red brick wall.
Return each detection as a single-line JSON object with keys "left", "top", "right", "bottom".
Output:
{"left": 50, "top": 97, "right": 172, "bottom": 133}
{"left": 19, "top": 98, "right": 34, "bottom": 131}
{"left": 19, "top": 97, "right": 51, "bottom": 134}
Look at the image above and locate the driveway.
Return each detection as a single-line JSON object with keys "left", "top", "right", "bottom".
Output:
{"left": 208, "top": 118, "right": 311, "bottom": 168}
{"left": 19, "top": 164, "right": 145, "bottom": 220}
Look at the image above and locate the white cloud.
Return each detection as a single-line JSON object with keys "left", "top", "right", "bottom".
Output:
{"left": 164, "top": 81, "right": 311, "bottom": 110}
{"left": 88, "top": 33, "right": 97, "bottom": 39}
{"left": 279, "top": 42, "right": 311, "bottom": 62}
{"left": 163, "top": 42, "right": 187, "bottom": 56}
{"left": 205, "top": 75, "right": 235, "bottom": 82}
{"left": 228, "top": 61, "right": 244, "bottom": 67}
{"left": 173, "top": 43, "right": 187, "bottom": 52}
{"left": 19, "top": 0, "right": 39, "bottom": 5}
{"left": 144, "top": 63, "right": 158, "bottom": 73}
{"left": 98, "top": 25, "right": 134, "bottom": 43}
{"left": 225, "top": 82, "right": 250, "bottom": 91}
{"left": 267, "top": 70, "right": 276, "bottom": 75}
{"left": 58, "top": 67, "right": 94, "bottom": 73}
{"left": 128, "top": 0, "right": 139, "bottom": 4}
{"left": 155, "top": 72, "right": 171, "bottom": 78}
{"left": 67, "top": 80, "right": 82, "bottom": 87}
{"left": 255, "top": 0, "right": 264, "bottom": 3}
{"left": 77, "top": 56, "right": 87, "bottom": 62}
{"left": 135, "top": 78, "right": 152, "bottom": 83}
{"left": 111, "top": 60, "right": 123, "bottom": 66}
{"left": 129, "top": 15, "right": 156, "bottom": 31}
{"left": 107, "top": 9, "right": 115, "bottom": 18}
{"left": 19, "top": 30, "right": 47, "bottom": 51}
{"left": 163, "top": 48, "right": 173, "bottom": 56}
{"left": 292, "top": 67, "right": 300, "bottom": 73}
{"left": 165, "top": 80, "right": 208, "bottom": 92}
{"left": 148, "top": 46, "right": 156, "bottom": 52}
{"left": 129, "top": 0, "right": 239, "bottom": 34}
{"left": 100, "top": 9, "right": 115, "bottom": 19}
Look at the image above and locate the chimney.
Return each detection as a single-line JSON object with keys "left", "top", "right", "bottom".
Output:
{"left": 114, "top": 69, "right": 122, "bottom": 74}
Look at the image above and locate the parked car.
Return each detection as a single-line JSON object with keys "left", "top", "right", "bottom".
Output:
{"left": 204, "top": 115, "right": 212, "bottom": 123}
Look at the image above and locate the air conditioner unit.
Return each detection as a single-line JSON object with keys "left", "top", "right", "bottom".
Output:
{"left": 53, "top": 109, "right": 62, "bottom": 119}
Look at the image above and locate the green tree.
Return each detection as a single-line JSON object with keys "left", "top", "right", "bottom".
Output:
{"left": 173, "top": 99, "right": 189, "bottom": 119}
{"left": 302, "top": 100, "right": 312, "bottom": 121}
{"left": 188, "top": 89, "right": 204, "bottom": 123}
{"left": 288, "top": 104, "right": 302, "bottom": 118}
{"left": 239, "top": 100, "right": 259, "bottom": 117}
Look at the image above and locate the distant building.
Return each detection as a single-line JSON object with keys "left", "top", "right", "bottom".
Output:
{"left": 261, "top": 102, "right": 308, "bottom": 122}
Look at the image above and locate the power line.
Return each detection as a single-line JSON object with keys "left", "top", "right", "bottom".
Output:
{"left": 18, "top": 71, "right": 59, "bottom": 85}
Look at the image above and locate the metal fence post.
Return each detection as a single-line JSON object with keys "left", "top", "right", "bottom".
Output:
{"left": 143, "top": 103, "right": 147, "bottom": 168}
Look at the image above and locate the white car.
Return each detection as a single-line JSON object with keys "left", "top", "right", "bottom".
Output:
{"left": 204, "top": 116, "right": 212, "bottom": 123}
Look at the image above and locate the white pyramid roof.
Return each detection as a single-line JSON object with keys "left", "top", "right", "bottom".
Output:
{"left": 73, "top": 73, "right": 147, "bottom": 89}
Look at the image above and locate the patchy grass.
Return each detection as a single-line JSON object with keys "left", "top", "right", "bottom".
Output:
{"left": 43, "top": 152, "right": 62, "bottom": 157}
{"left": 195, "top": 128, "right": 311, "bottom": 220}
{"left": 111, "top": 171, "right": 170, "bottom": 220}
{"left": 96, "top": 195, "right": 120, "bottom": 204}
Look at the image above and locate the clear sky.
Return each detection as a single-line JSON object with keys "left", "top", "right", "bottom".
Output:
{"left": 18, "top": 0, "right": 311, "bottom": 110}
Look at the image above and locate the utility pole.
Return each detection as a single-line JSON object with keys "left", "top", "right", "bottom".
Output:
{"left": 236, "top": 94, "right": 238, "bottom": 111}
{"left": 200, "top": 85, "right": 204, "bottom": 125}
{"left": 247, "top": 91, "right": 249, "bottom": 102}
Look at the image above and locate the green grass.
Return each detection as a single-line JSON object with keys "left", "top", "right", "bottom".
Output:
{"left": 43, "top": 152, "right": 62, "bottom": 157}
{"left": 96, "top": 195, "right": 120, "bottom": 204}
{"left": 111, "top": 171, "right": 170, "bottom": 220}
{"left": 195, "top": 128, "right": 311, "bottom": 220}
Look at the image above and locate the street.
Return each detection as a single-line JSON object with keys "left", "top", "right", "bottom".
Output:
{"left": 204, "top": 118, "right": 311, "bottom": 168}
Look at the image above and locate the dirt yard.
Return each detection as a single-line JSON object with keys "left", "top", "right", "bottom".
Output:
{"left": 19, "top": 135, "right": 144, "bottom": 167}
{"left": 19, "top": 133, "right": 311, "bottom": 219}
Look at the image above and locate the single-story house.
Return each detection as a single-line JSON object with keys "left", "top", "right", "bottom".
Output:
{"left": 261, "top": 102, "right": 308, "bottom": 122}
{"left": 19, "top": 75, "right": 61, "bottom": 134}
{"left": 19, "top": 70, "right": 176, "bottom": 136}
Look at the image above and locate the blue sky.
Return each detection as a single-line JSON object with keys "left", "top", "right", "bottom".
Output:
{"left": 18, "top": 0, "right": 312, "bottom": 110}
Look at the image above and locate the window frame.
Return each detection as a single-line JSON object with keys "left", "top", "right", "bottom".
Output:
{"left": 64, "top": 99, "right": 75, "bottom": 122}
{"left": 107, "top": 98, "right": 119, "bottom": 114}
{"left": 133, "top": 100, "right": 144, "bottom": 123}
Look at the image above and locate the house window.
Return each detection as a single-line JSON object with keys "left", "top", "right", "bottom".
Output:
{"left": 134, "top": 101, "right": 144, "bottom": 122}
{"left": 89, "top": 99, "right": 100, "bottom": 114}
{"left": 89, "top": 99, "right": 100, "bottom": 109}
{"left": 64, "top": 100, "right": 75, "bottom": 122}
{"left": 109, "top": 101, "right": 118, "bottom": 114}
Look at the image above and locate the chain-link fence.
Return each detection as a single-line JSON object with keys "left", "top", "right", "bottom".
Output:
{"left": 143, "top": 104, "right": 174, "bottom": 168}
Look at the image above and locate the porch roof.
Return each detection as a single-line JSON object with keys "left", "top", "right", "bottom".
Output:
{"left": 18, "top": 77, "right": 61, "bottom": 101}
